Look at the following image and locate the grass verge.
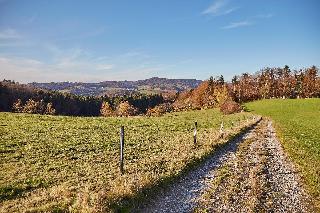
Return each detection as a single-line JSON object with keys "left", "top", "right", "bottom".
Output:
{"left": 245, "top": 98, "right": 320, "bottom": 209}
{"left": 119, "top": 117, "right": 261, "bottom": 212}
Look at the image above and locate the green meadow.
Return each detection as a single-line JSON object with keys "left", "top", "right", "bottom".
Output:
{"left": 246, "top": 98, "right": 320, "bottom": 208}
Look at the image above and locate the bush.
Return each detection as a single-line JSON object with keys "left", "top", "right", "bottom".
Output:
{"left": 116, "top": 101, "right": 137, "bottom": 117}
{"left": 219, "top": 101, "right": 242, "bottom": 114}
{"left": 12, "top": 99, "right": 23, "bottom": 113}
{"left": 100, "top": 101, "right": 114, "bottom": 117}
{"left": 146, "top": 103, "right": 173, "bottom": 116}
{"left": 22, "top": 99, "right": 45, "bottom": 114}
{"left": 45, "top": 103, "right": 56, "bottom": 115}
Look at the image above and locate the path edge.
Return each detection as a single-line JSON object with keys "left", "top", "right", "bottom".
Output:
{"left": 111, "top": 116, "right": 262, "bottom": 212}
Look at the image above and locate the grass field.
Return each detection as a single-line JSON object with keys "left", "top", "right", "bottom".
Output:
{"left": 0, "top": 109, "right": 255, "bottom": 212}
{"left": 245, "top": 98, "right": 320, "bottom": 208}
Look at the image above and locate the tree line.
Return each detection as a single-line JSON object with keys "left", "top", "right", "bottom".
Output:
{"left": 0, "top": 80, "right": 164, "bottom": 116}
{"left": 173, "top": 66, "right": 320, "bottom": 111}
{"left": 1, "top": 65, "right": 319, "bottom": 117}
{"left": 231, "top": 65, "right": 319, "bottom": 102}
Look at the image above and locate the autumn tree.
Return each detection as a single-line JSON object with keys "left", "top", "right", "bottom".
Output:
{"left": 302, "top": 66, "right": 318, "bottom": 98}
{"left": 37, "top": 99, "right": 46, "bottom": 114}
{"left": 316, "top": 75, "right": 320, "bottom": 97}
{"left": 116, "top": 101, "right": 137, "bottom": 117}
{"left": 45, "top": 103, "right": 56, "bottom": 115}
{"left": 213, "top": 84, "right": 232, "bottom": 106}
{"left": 191, "top": 81, "right": 210, "bottom": 108}
{"left": 280, "top": 65, "right": 295, "bottom": 98}
{"left": 294, "top": 69, "right": 304, "bottom": 98}
{"left": 172, "top": 89, "right": 193, "bottom": 111}
{"left": 12, "top": 99, "right": 23, "bottom": 113}
{"left": 237, "top": 73, "right": 259, "bottom": 102}
{"left": 22, "top": 99, "right": 39, "bottom": 114}
{"left": 146, "top": 103, "right": 172, "bottom": 116}
{"left": 231, "top": 75, "right": 240, "bottom": 101}
{"left": 100, "top": 101, "right": 114, "bottom": 117}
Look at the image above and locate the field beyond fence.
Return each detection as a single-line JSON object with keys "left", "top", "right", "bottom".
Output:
{"left": 0, "top": 109, "right": 256, "bottom": 212}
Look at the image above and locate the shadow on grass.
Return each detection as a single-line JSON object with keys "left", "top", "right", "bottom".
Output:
{"left": 110, "top": 117, "right": 262, "bottom": 212}
{"left": 241, "top": 104, "right": 252, "bottom": 112}
{"left": 0, "top": 178, "right": 48, "bottom": 202}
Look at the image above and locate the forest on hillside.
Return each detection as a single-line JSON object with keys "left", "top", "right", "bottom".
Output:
{"left": 0, "top": 81, "right": 165, "bottom": 116}
{"left": 1, "top": 65, "right": 319, "bottom": 117}
{"left": 29, "top": 77, "right": 202, "bottom": 96}
{"left": 174, "top": 65, "right": 320, "bottom": 111}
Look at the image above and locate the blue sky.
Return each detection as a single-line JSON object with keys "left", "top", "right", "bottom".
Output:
{"left": 0, "top": 0, "right": 319, "bottom": 83}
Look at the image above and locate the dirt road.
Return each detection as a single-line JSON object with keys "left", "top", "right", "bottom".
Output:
{"left": 140, "top": 119, "right": 313, "bottom": 212}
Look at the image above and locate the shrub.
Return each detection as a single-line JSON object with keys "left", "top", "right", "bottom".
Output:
{"left": 45, "top": 103, "right": 56, "bottom": 115}
{"left": 100, "top": 101, "right": 114, "bottom": 117}
{"left": 116, "top": 101, "right": 137, "bottom": 117}
{"left": 21, "top": 99, "right": 47, "bottom": 114}
{"left": 22, "top": 99, "right": 39, "bottom": 114}
{"left": 219, "top": 100, "right": 242, "bottom": 115}
{"left": 146, "top": 103, "right": 173, "bottom": 116}
{"left": 12, "top": 99, "right": 23, "bottom": 113}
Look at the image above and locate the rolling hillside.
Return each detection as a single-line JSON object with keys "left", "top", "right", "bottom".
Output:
{"left": 29, "top": 77, "right": 202, "bottom": 96}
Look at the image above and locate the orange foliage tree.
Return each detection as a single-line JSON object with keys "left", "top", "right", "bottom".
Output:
{"left": 116, "top": 101, "right": 137, "bottom": 117}
{"left": 100, "top": 101, "right": 114, "bottom": 117}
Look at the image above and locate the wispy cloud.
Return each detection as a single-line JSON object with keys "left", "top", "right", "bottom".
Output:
{"left": 222, "top": 21, "right": 252, "bottom": 29}
{"left": 0, "top": 55, "right": 115, "bottom": 83}
{"left": 221, "top": 12, "right": 273, "bottom": 30}
{"left": 0, "top": 44, "right": 164, "bottom": 83}
{"left": 0, "top": 29, "right": 22, "bottom": 39}
{"left": 202, "top": 0, "right": 238, "bottom": 16}
{"left": 202, "top": 0, "right": 226, "bottom": 15}
{"left": 220, "top": 12, "right": 273, "bottom": 30}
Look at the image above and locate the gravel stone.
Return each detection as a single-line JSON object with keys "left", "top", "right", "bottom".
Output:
{"left": 139, "top": 119, "right": 313, "bottom": 213}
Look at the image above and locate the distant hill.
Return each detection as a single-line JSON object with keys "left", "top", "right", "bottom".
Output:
{"left": 29, "top": 77, "right": 202, "bottom": 96}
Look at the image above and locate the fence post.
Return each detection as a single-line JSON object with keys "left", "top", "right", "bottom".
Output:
{"left": 120, "top": 126, "right": 124, "bottom": 175}
{"left": 220, "top": 121, "right": 224, "bottom": 138}
{"left": 194, "top": 121, "right": 197, "bottom": 144}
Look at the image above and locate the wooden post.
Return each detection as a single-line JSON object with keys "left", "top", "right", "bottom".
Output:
{"left": 120, "top": 126, "right": 124, "bottom": 174}
{"left": 220, "top": 121, "right": 224, "bottom": 138}
{"left": 194, "top": 122, "right": 197, "bottom": 144}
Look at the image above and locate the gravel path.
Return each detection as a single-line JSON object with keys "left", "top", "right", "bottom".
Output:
{"left": 139, "top": 120, "right": 260, "bottom": 213}
{"left": 139, "top": 119, "right": 313, "bottom": 213}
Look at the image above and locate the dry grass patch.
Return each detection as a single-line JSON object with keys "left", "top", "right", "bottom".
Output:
{"left": 0, "top": 109, "right": 255, "bottom": 212}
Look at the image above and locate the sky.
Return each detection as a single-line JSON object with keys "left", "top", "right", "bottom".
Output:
{"left": 0, "top": 0, "right": 319, "bottom": 83}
